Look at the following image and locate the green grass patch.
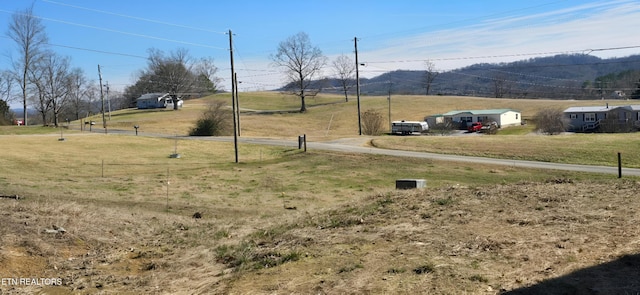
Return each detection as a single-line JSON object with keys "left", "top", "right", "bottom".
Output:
{"left": 372, "top": 132, "right": 640, "bottom": 168}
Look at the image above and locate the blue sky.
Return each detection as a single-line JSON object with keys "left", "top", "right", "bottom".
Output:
{"left": 1, "top": 0, "right": 640, "bottom": 98}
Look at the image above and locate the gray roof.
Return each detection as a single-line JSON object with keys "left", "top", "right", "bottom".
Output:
{"left": 564, "top": 105, "right": 640, "bottom": 113}
{"left": 136, "top": 93, "right": 169, "bottom": 101}
{"left": 441, "top": 109, "right": 519, "bottom": 116}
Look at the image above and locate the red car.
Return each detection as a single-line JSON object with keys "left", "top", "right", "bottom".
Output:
{"left": 467, "top": 122, "right": 483, "bottom": 132}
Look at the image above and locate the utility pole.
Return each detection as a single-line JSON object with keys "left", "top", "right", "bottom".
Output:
{"left": 105, "top": 81, "right": 111, "bottom": 120}
{"left": 387, "top": 80, "right": 392, "bottom": 133}
{"left": 98, "top": 65, "right": 107, "bottom": 133}
{"left": 228, "top": 30, "right": 238, "bottom": 163}
{"left": 234, "top": 72, "right": 241, "bottom": 137}
{"left": 354, "top": 37, "right": 362, "bottom": 135}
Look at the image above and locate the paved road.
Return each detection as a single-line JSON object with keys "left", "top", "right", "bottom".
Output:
{"left": 90, "top": 128, "right": 640, "bottom": 177}
{"left": 187, "top": 135, "right": 640, "bottom": 177}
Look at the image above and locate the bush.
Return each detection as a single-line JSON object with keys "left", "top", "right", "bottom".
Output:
{"left": 599, "top": 112, "right": 634, "bottom": 133}
{"left": 189, "top": 101, "right": 232, "bottom": 136}
{"left": 429, "top": 122, "right": 455, "bottom": 136}
{"left": 534, "top": 108, "right": 568, "bottom": 135}
{"left": 361, "top": 109, "right": 384, "bottom": 135}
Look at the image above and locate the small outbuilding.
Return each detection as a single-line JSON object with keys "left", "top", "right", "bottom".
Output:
{"left": 136, "top": 93, "right": 183, "bottom": 109}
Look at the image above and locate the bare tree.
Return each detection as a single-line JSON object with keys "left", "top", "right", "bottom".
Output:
{"left": 147, "top": 48, "right": 195, "bottom": 109}
{"left": 272, "top": 32, "right": 327, "bottom": 112}
{"left": 193, "top": 57, "right": 222, "bottom": 95}
{"left": 332, "top": 54, "right": 355, "bottom": 102}
{"left": 67, "top": 68, "right": 89, "bottom": 120}
{"left": 534, "top": 108, "right": 568, "bottom": 135}
{"left": 7, "top": 4, "right": 48, "bottom": 125}
{"left": 39, "top": 52, "right": 72, "bottom": 127}
{"left": 361, "top": 109, "right": 384, "bottom": 135}
{"left": 423, "top": 60, "right": 439, "bottom": 95}
{"left": 0, "top": 71, "right": 13, "bottom": 103}
{"left": 491, "top": 72, "right": 511, "bottom": 98}
{"left": 27, "top": 62, "right": 51, "bottom": 125}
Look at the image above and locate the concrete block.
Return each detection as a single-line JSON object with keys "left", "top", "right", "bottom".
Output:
{"left": 396, "top": 179, "right": 426, "bottom": 190}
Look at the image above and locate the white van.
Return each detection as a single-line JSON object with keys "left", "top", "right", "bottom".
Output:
{"left": 391, "top": 120, "right": 429, "bottom": 135}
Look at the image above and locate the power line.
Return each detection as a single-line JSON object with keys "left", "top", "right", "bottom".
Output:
{"left": 47, "top": 42, "right": 147, "bottom": 59}
{"left": 0, "top": 9, "right": 226, "bottom": 50}
{"left": 42, "top": 0, "right": 227, "bottom": 35}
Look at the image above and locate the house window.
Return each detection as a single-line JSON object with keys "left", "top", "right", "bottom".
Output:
{"left": 585, "top": 113, "right": 596, "bottom": 122}
{"left": 569, "top": 114, "right": 577, "bottom": 119}
{"left": 461, "top": 116, "right": 472, "bottom": 122}
{"left": 515, "top": 114, "right": 519, "bottom": 120}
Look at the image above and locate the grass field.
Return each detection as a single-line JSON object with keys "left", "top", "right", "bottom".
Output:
{"left": 1, "top": 93, "right": 640, "bottom": 294}
{"left": 70, "top": 92, "right": 632, "bottom": 139}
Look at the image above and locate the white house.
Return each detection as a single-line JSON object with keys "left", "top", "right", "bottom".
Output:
{"left": 430, "top": 109, "right": 521, "bottom": 128}
{"left": 136, "top": 93, "right": 183, "bottom": 109}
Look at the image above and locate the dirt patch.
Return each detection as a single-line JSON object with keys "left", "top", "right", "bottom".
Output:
{"left": 213, "top": 180, "right": 640, "bottom": 294}
{"left": 2, "top": 179, "right": 640, "bottom": 294}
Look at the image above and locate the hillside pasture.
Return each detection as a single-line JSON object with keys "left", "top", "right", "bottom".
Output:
{"left": 76, "top": 92, "right": 631, "bottom": 139}
{"left": 0, "top": 133, "right": 637, "bottom": 294}
{"left": 2, "top": 94, "right": 640, "bottom": 294}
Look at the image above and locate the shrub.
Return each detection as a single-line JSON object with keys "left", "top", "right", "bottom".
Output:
{"left": 361, "top": 109, "right": 384, "bottom": 135}
{"left": 189, "top": 100, "right": 232, "bottom": 136}
{"left": 429, "top": 122, "right": 455, "bottom": 136}
{"left": 534, "top": 108, "right": 568, "bottom": 135}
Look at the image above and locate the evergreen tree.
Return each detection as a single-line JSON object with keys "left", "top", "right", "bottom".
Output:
{"left": 631, "top": 79, "right": 640, "bottom": 100}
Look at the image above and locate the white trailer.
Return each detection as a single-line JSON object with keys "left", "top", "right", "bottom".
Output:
{"left": 391, "top": 120, "right": 428, "bottom": 135}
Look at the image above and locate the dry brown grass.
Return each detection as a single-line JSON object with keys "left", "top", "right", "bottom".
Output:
{"left": 216, "top": 180, "right": 640, "bottom": 294}
{"left": 2, "top": 93, "right": 640, "bottom": 294}
{"left": 78, "top": 92, "right": 628, "bottom": 140}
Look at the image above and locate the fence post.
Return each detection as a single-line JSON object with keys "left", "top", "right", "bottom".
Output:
{"left": 618, "top": 152, "right": 622, "bottom": 178}
{"left": 304, "top": 134, "right": 307, "bottom": 152}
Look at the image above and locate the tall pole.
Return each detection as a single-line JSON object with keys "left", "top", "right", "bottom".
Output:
{"left": 354, "top": 37, "right": 362, "bottom": 135}
{"left": 388, "top": 81, "right": 392, "bottom": 133}
{"left": 98, "top": 65, "right": 106, "bottom": 133}
{"left": 234, "top": 72, "right": 241, "bottom": 137}
{"left": 228, "top": 30, "right": 238, "bottom": 163}
{"left": 105, "top": 81, "right": 111, "bottom": 120}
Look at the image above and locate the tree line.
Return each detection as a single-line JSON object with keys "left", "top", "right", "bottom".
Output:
{"left": 1, "top": 5, "right": 221, "bottom": 126}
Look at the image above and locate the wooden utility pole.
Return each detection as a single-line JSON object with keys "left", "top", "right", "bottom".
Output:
{"left": 234, "top": 72, "right": 241, "bottom": 136}
{"left": 388, "top": 81, "right": 392, "bottom": 133}
{"left": 228, "top": 30, "right": 238, "bottom": 163}
{"left": 105, "top": 81, "right": 111, "bottom": 120}
{"left": 354, "top": 37, "right": 362, "bottom": 135}
{"left": 98, "top": 65, "right": 107, "bottom": 133}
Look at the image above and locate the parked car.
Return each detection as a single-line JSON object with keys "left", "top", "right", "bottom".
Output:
{"left": 467, "top": 122, "right": 483, "bottom": 132}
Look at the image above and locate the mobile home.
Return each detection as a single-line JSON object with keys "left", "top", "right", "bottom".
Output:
{"left": 391, "top": 120, "right": 428, "bottom": 135}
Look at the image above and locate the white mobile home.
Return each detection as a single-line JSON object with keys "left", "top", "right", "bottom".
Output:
{"left": 437, "top": 109, "right": 521, "bottom": 128}
{"left": 391, "top": 120, "right": 428, "bottom": 135}
{"left": 136, "top": 93, "right": 183, "bottom": 109}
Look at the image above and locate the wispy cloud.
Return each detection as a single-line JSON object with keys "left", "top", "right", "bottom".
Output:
{"left": 361, "top": 0, "right": 640, "bottom": 73}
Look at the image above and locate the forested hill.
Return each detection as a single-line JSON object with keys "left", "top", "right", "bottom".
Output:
{"left": 329, "top": 54, "right": 640, "bottom": 100}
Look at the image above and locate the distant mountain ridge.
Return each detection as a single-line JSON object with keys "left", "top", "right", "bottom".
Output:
{"left": 320, "top": 54, "right": 640, "bottom": 99}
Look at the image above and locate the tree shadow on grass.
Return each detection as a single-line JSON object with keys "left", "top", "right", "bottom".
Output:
{"left": 502, "top": 253, "right": 640, "bottom": 295}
